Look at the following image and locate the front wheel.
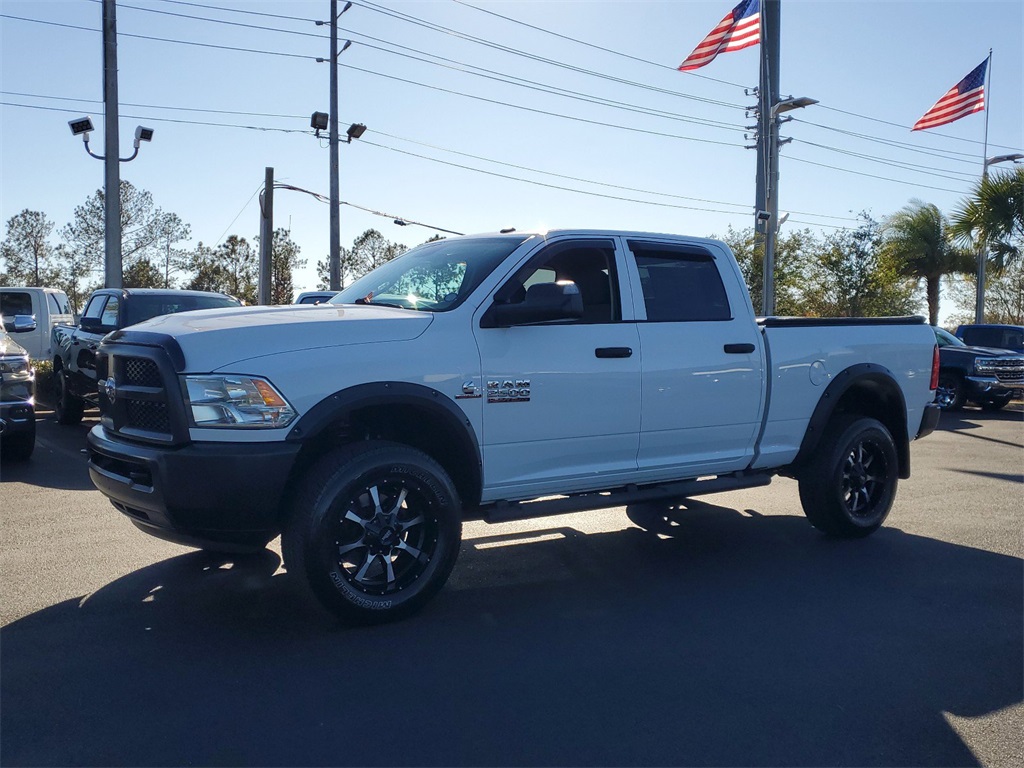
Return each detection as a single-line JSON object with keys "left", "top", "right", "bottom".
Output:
{"left": 798, "top": 416, "right": 898, "bottom": 538}
{"left": 282, "top": 441, "right": 462, "bottom": 624}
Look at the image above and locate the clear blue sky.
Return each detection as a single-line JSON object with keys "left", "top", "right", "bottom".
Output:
{"left": 2, "top": 0, "right": 1022, "bottom": 320}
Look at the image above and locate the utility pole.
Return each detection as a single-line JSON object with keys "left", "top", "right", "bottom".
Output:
{"left": 329, "top": 0, "right": 341, "bottom": 291}
{"left": 102, "top": 0, "right": 122, "bottom": 289}
{"left": 259, "top": 167, "right": 274, "bottom": 305}
{"left": 758, "top": 0, "right": 780, "bottom": 316}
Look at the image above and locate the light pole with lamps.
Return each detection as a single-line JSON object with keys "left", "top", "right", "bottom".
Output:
{"left": 761, "top": 96, "right": 817, "bottom": 316}
{"left": 975, "top": 152, "right": 1024, "bottom": 322}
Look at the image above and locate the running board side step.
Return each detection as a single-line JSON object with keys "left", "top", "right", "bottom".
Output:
{"left": 480, "top": 471, "right": 773, "bottom": 524}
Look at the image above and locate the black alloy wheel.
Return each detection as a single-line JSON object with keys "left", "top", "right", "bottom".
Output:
{"left": 284, "top": 441, "right": 462, "bottom": 623}
{"left": 934, "top": 372, "right": 965, "bottom": 410}
{"left": 798, "top": 415, "right": 898, "bottom": 538}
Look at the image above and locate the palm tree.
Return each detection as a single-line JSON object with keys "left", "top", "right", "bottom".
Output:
{"left": 950, "top": 166, "right": 1024, "bottom": 270}
{"left": 881, "top": 200, "right": 972, "bottom": 326}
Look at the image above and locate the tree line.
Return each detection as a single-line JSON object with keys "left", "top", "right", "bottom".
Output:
{"left": 2, "top": 169, "right": 1021, "bottom": 324}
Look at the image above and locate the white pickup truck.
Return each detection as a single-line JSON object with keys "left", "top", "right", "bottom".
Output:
{"left": 86, "top": 229, "right": 940, "bottom": 623}
{"left": 0, "top": 286, "right": 74, "bottom": 361}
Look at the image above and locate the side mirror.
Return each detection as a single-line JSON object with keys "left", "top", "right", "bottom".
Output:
{"left": 483, "top": 281, "right": 583, "bottom": 328}
{"left": 80, "top": 316, "right": 104, "bottom": 332}
{"left": 11, "top": 314, "right": 37, "bottom": 333}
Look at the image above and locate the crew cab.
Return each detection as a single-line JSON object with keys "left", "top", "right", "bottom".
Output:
{"left": 52, "top": 288, "right": 241, "bottom": 424}
{"left": 85, "top": 230, "right": 940, "bottom": 623}
{"left": 0, "top": 286, "right": 74, "bottom": 361}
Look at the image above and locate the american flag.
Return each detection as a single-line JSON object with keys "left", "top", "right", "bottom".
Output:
{"left": 678, "top": 0, "right": 761, "bottom": 72}
{"left": 912, "top": 60, "right": 988, "bottom": 131}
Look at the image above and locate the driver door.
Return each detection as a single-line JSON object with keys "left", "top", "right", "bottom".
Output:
{"left": 472, "top": 237, "right": 641, "bottom": 501}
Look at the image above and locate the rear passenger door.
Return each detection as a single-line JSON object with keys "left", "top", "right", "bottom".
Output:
{"left": 622, "top": 238, "right": 765, "bottom": 479}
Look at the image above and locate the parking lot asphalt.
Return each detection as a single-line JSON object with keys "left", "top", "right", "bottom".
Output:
{"left": 1, "top": 404, "right": 1021, "bottom": 767}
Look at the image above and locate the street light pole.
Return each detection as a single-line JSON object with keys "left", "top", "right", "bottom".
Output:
{"left": 328, "top": 0, "right": 340, "bottom": 292}
{"left": 102, "top": 0, "right": 122, "bottom": 289}
{"left": 975, "top": 153, "right": 1024, "bottom": 322}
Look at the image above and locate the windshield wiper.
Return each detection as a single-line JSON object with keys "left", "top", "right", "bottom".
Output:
{"left": 353, "top": 297, "right": 408, "bottom": 310}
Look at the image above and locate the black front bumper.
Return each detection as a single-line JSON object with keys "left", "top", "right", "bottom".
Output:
{"left": 0, "top": 401, "right": 35, "bottom": 437}
{"left": 87, "top": 425, "right": 300, "bottom": 550}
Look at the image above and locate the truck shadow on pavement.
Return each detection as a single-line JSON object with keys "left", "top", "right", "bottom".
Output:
{"left": 2, "top": 500, "right": 1021, "bottom": 767}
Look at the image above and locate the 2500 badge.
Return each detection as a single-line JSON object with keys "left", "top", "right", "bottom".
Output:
{"left": 487, "top": 379, "right": 531, "bottom": 403}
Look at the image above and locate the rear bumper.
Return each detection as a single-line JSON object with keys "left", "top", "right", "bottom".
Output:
{"left": 87, "top": 425, "right": 300, "bottom": 550}
{"left": 916, "top": 403, "right": 941, "bottom": 440}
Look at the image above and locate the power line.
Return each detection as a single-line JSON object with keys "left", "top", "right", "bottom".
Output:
{"left": 793, "top": 139, "right": 980, "bottom": 182}
{"left": 351, "top": 0, "right": 749, "bottom": 111}
{"left": 451, "top": 0, "right": 750, "bottom": 90}
{"left": 817, "top": 103, "right": 1020, "bottom": 153}
{"left": 785, "top": 155, "right": 969, "bottom": 195}
{"left": 792, "top": 117, "right": 983, "bottom": 164}
{"left": 1, "top": 90, "right": 306, "bottom": 121}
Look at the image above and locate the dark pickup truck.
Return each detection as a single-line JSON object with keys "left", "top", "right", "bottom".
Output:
{"left": 934, "top": 326, "right": 1024, "bottom": 411}
{"left": 51, "top": 288, "right": 241, "bottom": 424}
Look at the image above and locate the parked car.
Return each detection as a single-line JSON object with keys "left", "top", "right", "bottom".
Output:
{"left": 0, "top": 316, "right": 37, "bottom": 461}
{"left": 934, "top": 326, "right": 1024, "bottom": 410}
{"left": 51, "top": 288, "right": 242, "bottom": 424}
{"left": 295, "top": 291, "right": 339, "bottom": 305}
{"left": 86, "top": 228, "right": 939, "bottom": 623}
{"left": 954, "top": 324, "right": 1024, "bottom": 354}
{"left": 0, "top": 286, "right": 75, "bottom": 360}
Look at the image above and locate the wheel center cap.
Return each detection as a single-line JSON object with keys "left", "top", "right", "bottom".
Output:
{"left": 379, "top": 527, "right": 398, "bottom": 547}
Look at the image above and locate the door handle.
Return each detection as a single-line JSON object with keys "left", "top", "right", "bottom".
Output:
{"left": 595, "top": 347, "right": 633, "bottom": 358}
{"left": 724, "top": 343, "right": 755, "bottom": 354}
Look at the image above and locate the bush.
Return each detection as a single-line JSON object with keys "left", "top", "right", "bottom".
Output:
{"left": 32, "top": 359, "right": 54, "bottom": 401}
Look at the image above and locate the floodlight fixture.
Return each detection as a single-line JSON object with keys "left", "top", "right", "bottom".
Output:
{"left": 985, "top": 153, "right": 1024, "bottom": 168}
{"left": 771, "top": 96, "right": 818, "bottom": 118}
{"left": 68, "top": 116, "right": 94, "bottom": 138}
{"left": 133, "top": 126, "right": 154, "bottom": 148}
{"left": 346, "top": 123, "right": 367, "bottom": 143}
{"left": 311, "top": 111, "right": 329, "bottom": 137}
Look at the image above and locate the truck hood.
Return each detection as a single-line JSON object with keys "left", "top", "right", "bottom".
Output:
{"left": 0, "top": 332, "right": 29, "bottom": 358}
{"left": 125, "top": 303, "right": 434, "bottom": 371}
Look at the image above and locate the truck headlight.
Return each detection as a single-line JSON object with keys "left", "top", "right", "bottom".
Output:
{"left": 0, "top": 356, "right": 31, "bottom": 377}
{"left": 184, "top": 375, "right": 296, "bottom": 429}
{"left": 974, "top": 359, "right": 995, "bottom": 375}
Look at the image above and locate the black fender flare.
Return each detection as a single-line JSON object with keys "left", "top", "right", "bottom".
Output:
{"left": 286, "top": 381, "right": 483, "bottom": 505}
{"left": 792, "top": 363, "right": 911, "bottom": 479}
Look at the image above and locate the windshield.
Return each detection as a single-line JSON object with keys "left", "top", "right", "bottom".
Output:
{"left": 333, "top": 236, "right": 529, "bottom": 312}
{"left": 124, "top": 294, "right": 241, "bottom": 327}
{"left": 934, "top": 327, "right": 965, "bottom": 347}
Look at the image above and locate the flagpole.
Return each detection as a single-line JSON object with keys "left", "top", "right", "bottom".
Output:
{"left": 975, "top": 48, "right": 993, "bottom": 323}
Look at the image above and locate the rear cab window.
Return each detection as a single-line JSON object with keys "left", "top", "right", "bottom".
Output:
{"left": 626, "top": 240, "right": 732, "bottom": 322}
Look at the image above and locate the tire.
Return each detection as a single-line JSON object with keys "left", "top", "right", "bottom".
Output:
{"left": 626, "top": 502, "right": 685, "bottom": 536}
{"left": 54, "top": 368, "right": 85, "bottom": 425}
{"left": 282, "top": 441, "right": 462, "bottom": 624}
{"left": 980, "top": 393, "right": 1012, "bottom": 412}
{"left": 798, "top": 416, "right": 898, "bottom": 538}
{"left": 934, "top": 371, "right": 966, "bottom": 410}
{"left": 0, "top": 423, "right": 35, "bottom": 462}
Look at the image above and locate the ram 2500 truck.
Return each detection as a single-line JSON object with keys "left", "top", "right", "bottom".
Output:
{"left": 52, "top": 288, "right": 241, "bottom": 425}
{"left": 86, "top": 230, "right": 941, "bottom": 623}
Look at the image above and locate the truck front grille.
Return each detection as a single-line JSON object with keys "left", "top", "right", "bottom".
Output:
{"left": 97, "top": 343, "right": 188, "bottom": 445}
{"left": 126, "top": 399, "right": 171, "bottom": 433}
{"left": 976, "top": 357, "right": 1024, "bottom": 384}
{"left": 124, "top": 358, "right": 162, "bottom": 387}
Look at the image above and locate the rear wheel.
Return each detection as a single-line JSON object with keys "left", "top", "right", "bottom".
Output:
{"left": 798, "top": 416, "right": 898, "bottom": 538}
{"left": 282, "top": 441, "right": 462, "bottom": 624}
{"left": 54, "top": 368, "right": 85, "bottom": 425}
